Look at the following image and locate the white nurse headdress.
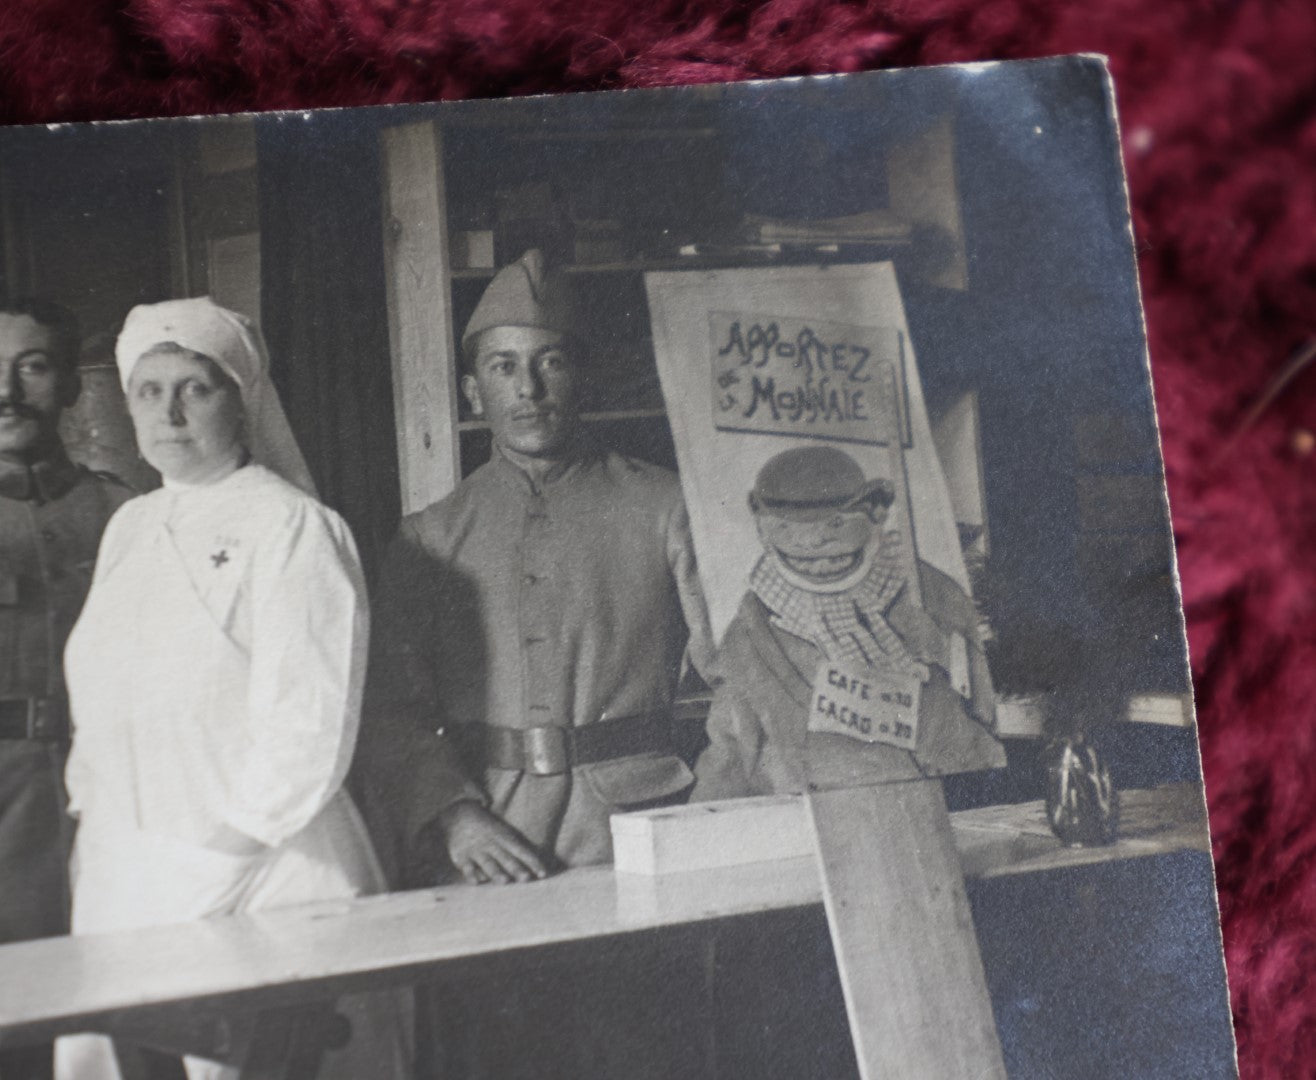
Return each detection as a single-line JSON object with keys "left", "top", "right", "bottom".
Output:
{"left": 115, "top": 297, "right": 317, "bottom": 497}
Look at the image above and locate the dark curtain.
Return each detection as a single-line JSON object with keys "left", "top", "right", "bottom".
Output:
{"left": 255, "top": 113, "right": 400, "bottom": 577}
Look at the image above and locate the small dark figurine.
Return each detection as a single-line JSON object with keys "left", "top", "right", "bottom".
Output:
{"left": 1045, "top": 734, "right": 1119, "bottom": 846}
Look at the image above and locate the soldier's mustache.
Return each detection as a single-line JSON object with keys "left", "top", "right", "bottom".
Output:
{"left": 0, "top": 400, "right": 40, "bottom": 419}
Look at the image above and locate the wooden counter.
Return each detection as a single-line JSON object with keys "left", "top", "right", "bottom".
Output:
{"left": 0, "top": 784, "right": 1210, "bottom": 1047}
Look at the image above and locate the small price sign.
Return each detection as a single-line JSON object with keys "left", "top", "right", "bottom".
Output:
{"left": 808, "top": 658, "right": 922, "bottom": 751}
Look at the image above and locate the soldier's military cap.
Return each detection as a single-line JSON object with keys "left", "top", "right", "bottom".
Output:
{"left": 461, "top": 249, "right": 572, "bottom": 352}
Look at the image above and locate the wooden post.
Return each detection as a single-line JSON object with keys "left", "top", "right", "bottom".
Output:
{"left": 807, "top": 780, "right": 1006, "bottom": 1079}
{"left": 379, "top": 119, "right": 461, "bottom": 514}
{"left": 887, "top": 112, "right": 968, "bottom": 291}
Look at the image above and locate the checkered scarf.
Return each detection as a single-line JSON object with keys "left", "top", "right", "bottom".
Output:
{"left": 749, "top": 529, "right": 918, "bottom": 672}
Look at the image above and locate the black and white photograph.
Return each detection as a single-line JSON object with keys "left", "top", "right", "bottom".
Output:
{"left": 0, "top": 54, "right": 1236, "bottom": 1079}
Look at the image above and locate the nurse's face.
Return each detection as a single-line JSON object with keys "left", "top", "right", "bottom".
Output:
{"left": 126, "top": 346, "right": 246, "bottom": 485}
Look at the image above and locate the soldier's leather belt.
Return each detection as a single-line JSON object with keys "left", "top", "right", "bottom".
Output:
{"left": 453, "top": 712, "right": 674, "bottom": 777}
{"left": 0, "top": 697, "right": 68, "bottom": 741}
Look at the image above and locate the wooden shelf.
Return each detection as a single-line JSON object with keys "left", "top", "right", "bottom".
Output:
{"left": 579, "top": 408, "right": 668, "bottom": 423}
{"left": 449, "top": 245, "right": 915, "bottom": 281}
{"left": 994, "top": 692, "right": 1194, "bottom": 738}
{"left": 451, "top": 260, "right": 713, "bottom": 281}
{"left": 457, "top": 408, "right": 668, "bottom": 432}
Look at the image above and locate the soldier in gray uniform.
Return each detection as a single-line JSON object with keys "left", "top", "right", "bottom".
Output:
{"left": 0, "top": 298, "right": 133, "bottom": 1080}
{"left": 362, "top": 250, "right": 717, "bottom": 1079}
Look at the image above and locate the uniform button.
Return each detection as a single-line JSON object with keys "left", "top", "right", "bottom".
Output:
{"left": 40, "top": 529, "right": 57, "bottom": 543}
{"left": 525, "top": 636, "right": 545, "bottom": 646}
{"left": 524, "top": 573, "right": 539, "bottom": 585}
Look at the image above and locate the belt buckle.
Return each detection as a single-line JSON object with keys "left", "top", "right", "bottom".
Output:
{"left": 523, "top": 726, "right": 571, "bottom": 776}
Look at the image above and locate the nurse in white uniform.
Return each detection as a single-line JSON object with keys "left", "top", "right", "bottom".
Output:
{"left": 56, "top": 297, "right": 411, "bottom": 1080}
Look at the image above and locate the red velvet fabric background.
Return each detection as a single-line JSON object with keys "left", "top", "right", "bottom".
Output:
{"left": 2, "top": 2, "right": 1312, "bottom": 1075}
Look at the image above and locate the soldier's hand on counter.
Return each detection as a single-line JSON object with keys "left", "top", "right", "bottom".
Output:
{"left": 438, "top": 800, "right": 549, "bottom": 885}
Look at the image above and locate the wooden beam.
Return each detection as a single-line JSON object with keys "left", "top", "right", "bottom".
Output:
{"left": 930, "top": 390, "right": 990, "bottom": 558}
{"left": 808, "top": 781, "right": 1007, "bottom": 1079}
{"left": 886, "top": 112, "right": 968, "bottom": 290}
{"left": 0, "top": 162, "right": 34, "bottom": 296}
{"left": 379, "top": 120, "right": 460, "bottom": 514}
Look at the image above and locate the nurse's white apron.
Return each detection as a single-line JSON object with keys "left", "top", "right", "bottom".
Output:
{"left": 56, "top": 501, "right": 410, "bottom": 1080}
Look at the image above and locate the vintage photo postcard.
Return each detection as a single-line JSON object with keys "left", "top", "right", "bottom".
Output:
{"left": 0, "top": 54, "right": 1235, "bottom": 1079}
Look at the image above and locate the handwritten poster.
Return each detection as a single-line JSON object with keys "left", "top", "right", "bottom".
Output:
{"left": 709, "top": 313, "right": 910, "bottom": 447}
{"left": 646, "top": 262, "right": 972, "bottom": 641}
